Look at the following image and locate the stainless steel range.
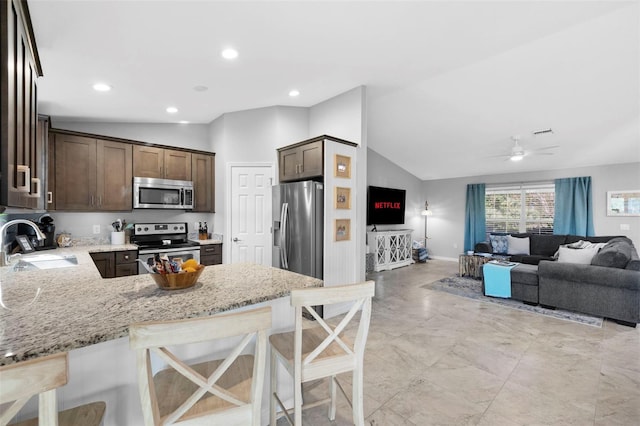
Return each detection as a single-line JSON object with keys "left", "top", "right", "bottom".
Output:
{"left": 131, "top": 222, "right": 200, "bottom": 274}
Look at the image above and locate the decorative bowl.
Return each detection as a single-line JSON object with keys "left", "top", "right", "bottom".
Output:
{"left": 150, "top": 265, "right": 205, "bottom": 290}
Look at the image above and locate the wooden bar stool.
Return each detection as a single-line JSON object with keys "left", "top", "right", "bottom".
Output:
{"left": 0, "top": 352, "right": 106, "bottom": 426}
{"left": 269, "top": 281, "right": 375, "bottom": 425}
{"left": 129, "top": 306, "right": 271, "bottom": 426}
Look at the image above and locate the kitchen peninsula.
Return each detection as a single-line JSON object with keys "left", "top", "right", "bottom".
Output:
{"left": 0, "top": 247, "right": 321, "bottom": 425}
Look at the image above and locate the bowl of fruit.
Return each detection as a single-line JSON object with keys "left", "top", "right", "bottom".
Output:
{"left": 149, "top": 258, "right": 205, "bottom": 290}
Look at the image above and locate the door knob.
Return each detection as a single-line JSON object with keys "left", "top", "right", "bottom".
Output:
{"left": 233, "top": 237, "right": 240, "bottom": 242}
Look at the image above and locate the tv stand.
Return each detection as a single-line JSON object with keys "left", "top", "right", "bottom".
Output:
{"left": 368, "top": 229, "right": 413, "bottom": 272}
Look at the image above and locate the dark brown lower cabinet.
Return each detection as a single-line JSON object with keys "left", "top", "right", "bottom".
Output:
{"left": 114, "top": 250, "right": 137, "bottom": 277}
{"left": 90, "top": 252, "right": 113, "bottom": 278}
{"left": 91, "top": 250, "right": 137, "bottom": 278}
{"left": 200, "top": 244, "right": 222, "bottom": 266}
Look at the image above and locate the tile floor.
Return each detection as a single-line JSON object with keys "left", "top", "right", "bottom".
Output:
{"left": 278, "top": 259, "right": 640, "bottom": 425}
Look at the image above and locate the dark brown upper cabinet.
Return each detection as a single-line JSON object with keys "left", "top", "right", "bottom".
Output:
{"left": 278, "top": 139, "right": 323, "bottom": 182}
{"left": 133, "top": 146, "right": 191, "bottom": 181}
{"left": 192, "top": 153, "right": 215, "bottom": 212}
{"left": 1, "top": 0, "right": 44, "bottom": 209}
{"left": 52, "top": 133, "right": 132, "bottom": 211}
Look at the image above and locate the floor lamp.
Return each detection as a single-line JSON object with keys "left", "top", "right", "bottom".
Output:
{"left": 421, "top": 201, "right": 433, "bottom": 249}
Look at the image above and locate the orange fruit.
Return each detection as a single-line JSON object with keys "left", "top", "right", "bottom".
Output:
{"left": 182, "top": 259, "right": 198, "bottom": 269}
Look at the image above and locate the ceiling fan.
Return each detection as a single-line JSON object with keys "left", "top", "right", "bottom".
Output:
{"left": 493, "top": 135, "right": 559, "bottom": 162}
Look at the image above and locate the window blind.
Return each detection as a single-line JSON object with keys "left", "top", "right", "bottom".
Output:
{"left": 485, "top": 182, "right": 554, "bottom": 235}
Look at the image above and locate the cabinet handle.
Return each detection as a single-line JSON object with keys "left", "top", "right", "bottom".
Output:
{"left": 47, "top": 191, "right": 53, "bottom": 204}
{"left": 90, "top": 195, "right": 94, "bottom": 206}
{"left": 98, "top": 196, "right": 102, "bottom": 207}
{"left": 16, "top": 165, "right": 30, "bottom": 193}
{"left": 30, "top": 177, "right": 41, "bottom": 197}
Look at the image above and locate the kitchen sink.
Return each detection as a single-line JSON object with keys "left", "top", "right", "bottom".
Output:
{"left": 12, "top": 254, "right": 78, "bottom": 271}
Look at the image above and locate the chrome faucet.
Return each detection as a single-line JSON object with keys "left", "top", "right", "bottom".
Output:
{"left": 0, "top": 219, "right": 47, "bottom": 266}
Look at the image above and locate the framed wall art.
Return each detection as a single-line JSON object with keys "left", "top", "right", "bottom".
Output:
{"left": 335, "top": 186, "right": 351, "bottom": 209}
{"left": 334, "top": 154, "right": 351, "bottom": 179}
{"left": 335, "top": 219, "right": 351, "bottom": 242}
{"left": 607, "top": 190, "right": 640, "bottom": 216}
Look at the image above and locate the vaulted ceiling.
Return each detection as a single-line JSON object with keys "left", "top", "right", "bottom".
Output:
{"left": 29, "top": 0, "right": 639, "bottom": 180}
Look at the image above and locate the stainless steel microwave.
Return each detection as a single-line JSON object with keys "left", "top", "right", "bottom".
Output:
{"left": 133, "top": 177, "right": 194, "bottom": 209}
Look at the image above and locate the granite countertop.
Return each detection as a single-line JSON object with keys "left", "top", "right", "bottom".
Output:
{"left": 0, "top": 247, "right": 321, "bottom": 366}
{"left": 86, "top": 244, "right": 139, "bottom": 253}
{"left": 189, "top": 239, "right": 223, "bottom": 245}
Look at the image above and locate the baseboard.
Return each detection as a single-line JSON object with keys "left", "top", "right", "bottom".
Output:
{"left": 428, "top": 256, "right": 458, "bottom": 262}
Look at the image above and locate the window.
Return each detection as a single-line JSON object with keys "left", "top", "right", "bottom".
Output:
{"left": 485, "top": 183, "right": 554, "bottom": 236}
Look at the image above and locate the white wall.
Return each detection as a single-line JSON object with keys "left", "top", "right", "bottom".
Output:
{"left": 209, "top": 106, "right": 310, "bottom": 247}
{"left": 366, "top": 148, "right": 424, "bottom": 246}
{"left": 323, "top": 142, "right": 359, "bottom": 317}
{"left": 424, "top": 162, "right": 640, "bottom": 260}
{"left": 309, "top": 86, "right": 365, "bottom": 145}
{"left": 51, "top": 121, "right": 212, "bottom": 152}
{"left": 310, "top": 86, "right": 367, "bottom": 282}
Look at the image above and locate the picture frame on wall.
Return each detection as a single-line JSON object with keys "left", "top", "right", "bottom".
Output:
{"left": 607, "top": 190, "right": 640, "bottom": 216}
{"left": 334, "top": 154, "right": 351, "bottom": 179}
{"left": 335, "top": 219, "right": 351, "bottom": 242}
{"left": 335, "top": 186, "right": 351, "bottom": 209}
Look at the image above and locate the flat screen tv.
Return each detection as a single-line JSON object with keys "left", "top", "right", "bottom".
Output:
{"left": 367, "top": 186, "right": 406, "bottom": 225}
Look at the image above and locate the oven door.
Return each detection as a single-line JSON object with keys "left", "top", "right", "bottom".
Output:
{"left": 138, "top": 247, "right": 201, "bottom": 274}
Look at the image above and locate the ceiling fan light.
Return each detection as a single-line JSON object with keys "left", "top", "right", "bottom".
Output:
{"left": 510, "top": 154, "right": 524, "bottom": 161}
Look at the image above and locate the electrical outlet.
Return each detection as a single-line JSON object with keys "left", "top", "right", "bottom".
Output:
{"left": 620, "top": 224, "right": 630, "bottom": 231}
{"left": 453, "top": 243, "right": 458, "bottom": 249}
{"left": 93, "top": 225, "right": 101, "bottom": 234}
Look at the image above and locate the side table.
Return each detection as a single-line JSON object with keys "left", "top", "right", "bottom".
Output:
{"left": 458, "top": 254, "right": 493, "bottom": 279}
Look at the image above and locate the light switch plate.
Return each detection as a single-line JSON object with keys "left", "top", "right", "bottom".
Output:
{"left": 620, "top": 224, "right": 630, "bottom": 231}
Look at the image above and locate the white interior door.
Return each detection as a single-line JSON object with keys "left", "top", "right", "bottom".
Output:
{"left": 229, "top": 164, "right": 273, "bottom": 265}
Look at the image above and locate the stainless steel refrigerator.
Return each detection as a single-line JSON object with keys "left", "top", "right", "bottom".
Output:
{"left": 272, "top": 181, "right": 323, "bottom": 280}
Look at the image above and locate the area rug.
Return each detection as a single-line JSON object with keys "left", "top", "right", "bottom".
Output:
{"left": 423, "top": 276, "right": 603, "bottom": 328}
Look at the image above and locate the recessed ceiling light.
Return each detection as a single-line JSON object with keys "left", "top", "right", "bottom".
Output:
{"left": 289, "top": 90, "right": 300, "bottom": 97}
{"left": 166, "top": 107, "right": 178, "bottom": 114}
{"left": 221, "top": 48, "right": 238, "bottom": 60}
{"left": 93, "top": 83, "right": 111, "bottom": 92}
{"left": 179, "top": 120, "right": 189, "bottom": 124}
{"left": 193, "top": 85, "right": 208, "bottom": 92}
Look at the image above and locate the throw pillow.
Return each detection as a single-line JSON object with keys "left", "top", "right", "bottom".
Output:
{"left": 591, "top": 241, "right": 633, "bottom": 269}
{"left": 489, "top": 234, "right": 509, "bottom": 254}
{"left": 553, "top": 240, "right": 607, "bottom": 259}
{"left": 557, "top": 246, "right": 600, "bottom": 264}
{"left": 507, "top": 236, "right": 530, "bottom": 255}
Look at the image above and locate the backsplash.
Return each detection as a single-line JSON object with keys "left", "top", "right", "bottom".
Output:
{"left": 1, "top": 211, "right": 215, "bottom": 247}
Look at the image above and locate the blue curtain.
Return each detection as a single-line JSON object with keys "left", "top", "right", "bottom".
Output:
{"left": 464, "top": 183, "right": 486, "bottom": 251}
{"left": 554, "top": 177, "right": 595, "bottom": 236}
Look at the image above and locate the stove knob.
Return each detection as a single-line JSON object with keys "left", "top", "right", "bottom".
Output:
{"left": 179, "top": 225, "right": 184, "bottom": 230}
{"left": 144, "top": 227, "right": 149, "bottom": 231}
{"left": 174, "top": 226, "right": 178, "bottom": 231}
{"left": 136, "top": 227, "right": 141, "bottom": 232}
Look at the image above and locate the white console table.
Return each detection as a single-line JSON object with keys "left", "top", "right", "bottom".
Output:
{"left": 368, "top": 229, "right": 413, "bottom": 272}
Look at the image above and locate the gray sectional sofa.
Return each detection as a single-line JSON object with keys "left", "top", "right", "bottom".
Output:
{"left": 476, "top": 234, "right": 640, "bottom": 327}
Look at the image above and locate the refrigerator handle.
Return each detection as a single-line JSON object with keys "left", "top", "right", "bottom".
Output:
{"left": 281, "top": 202, "right": 289, "bottom": 269}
